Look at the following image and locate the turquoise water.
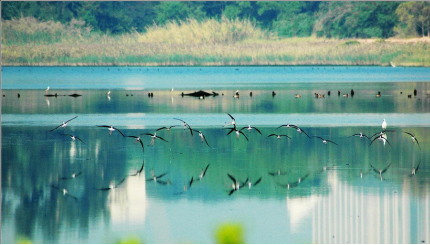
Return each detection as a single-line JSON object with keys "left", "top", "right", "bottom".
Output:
{"left": 2, "top": 66, "right": 430, "bottom": 243}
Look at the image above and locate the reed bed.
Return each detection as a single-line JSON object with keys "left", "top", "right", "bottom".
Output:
{"left": 2, "top": 17, "right": 430, "bottom": 66}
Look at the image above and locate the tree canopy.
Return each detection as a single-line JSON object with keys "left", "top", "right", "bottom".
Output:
{"left": 1, "top": 1, "right": 427, "bottom": 38}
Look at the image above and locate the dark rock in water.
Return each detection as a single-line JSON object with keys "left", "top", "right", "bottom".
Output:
{"left": 351, "top": 89, "right": 355, "bottom": 97}
{"left": 45, "top": 93, "right": 58, "bottom": 97}
{"left": 69, "top": 93, "right": 82, "bottom": 97}
{"left": 414, "top": 89, "right": 417, "bottom": 96}
{"left": 272, "top": 91, "right": 276, "bottom": 96}
{"left": 328, "top": 91, "right": 331, "bottom": 96}
{"left": 17, "top": 93, "right": 20, "bottom": 98}
{"left": 250, "top": 92, "right": 253, "bottom": 97}
{"left": 183, "top": 90, "right": 219, "bottom": 97}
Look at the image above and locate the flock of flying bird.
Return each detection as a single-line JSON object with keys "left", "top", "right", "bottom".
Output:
{"left": 48, "top": 112, "right": 423, "bottom": 199}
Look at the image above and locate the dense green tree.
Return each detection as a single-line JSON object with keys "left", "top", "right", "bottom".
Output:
{"left": 396, "top": 2, "right": 430, "bottom": 37}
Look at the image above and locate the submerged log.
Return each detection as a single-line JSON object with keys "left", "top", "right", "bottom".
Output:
{"left": 183, "top": 90, "right": 219, "bottom": 97}
{"left": 69, "top": 93, "right": 82, "bottom": 97}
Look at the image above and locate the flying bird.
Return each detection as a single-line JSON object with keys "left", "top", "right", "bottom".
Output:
{"left": 126, "top": 135, "right": 144, "bottom": 152}
{"left": 369, "top": 135, "right": 391, "bottom": 146}
{"left": 411, "top": 160, "right": 421, "bottom": 177}
{"left": 268, "top": 169, "right": 288, "bottom": 176}
{"left": 224, "top": 113, "right": 237, "bottom": 129}
{"left": 96, "top": 125, "right": 125, "bottom": 137}
{"left": 268, "top": 134, "right": 291, "bottom": 140}
{"left": 60, "top": 171, "right": 83, "bottom": 180}
{"left": 199, "top": 164, "right": 210, "bottom": 180}
{"left": 193, "top": 129, "right": 210, "bottom": 147}
{"left": 247, "top": 177, "right": 262, "bottom": 189}
{"left": 156, "top": 125, "right": 179, "bottom": 132}
{"left": 173, "top": 118, "right": 194, "bottom": 136}
{"left": 227, "top": 174, "right": 248, "bottom": 195}
{"left": 348, "top": 132, "right": 371, "bottom": 141}
{"left": 144, "top": 132, "right": 168, "bottom": 146}
{"left": 370, "top": 163, "right": 392, "bottom": 180}
{"left": 130, "top": 161, "right": 145, "bottom": 176}
{"left": 61, "top": 134, "right": 86, "bottom": 144}
{"left": 292, "top": 126, "right": 311, "bottom": 138}
{"left": 49, "top": 116, "right": 78, "bottom": 131}
{"left": 313, "top": 136, "right": 338, "bottom": 145}
{"left": 276, "top": 123, "right": 297, "bottom": 130}
{"left": 146, "top": 170, "right": 169, "bottom": 185}
{"left": 225, "top": 127, "right": 249, "bottom": 141}
{"left": 51, "top": 185, "right": 78, "bottom": 200}
{"left": 240, "top": 125, "right": 262, "bottom": 135}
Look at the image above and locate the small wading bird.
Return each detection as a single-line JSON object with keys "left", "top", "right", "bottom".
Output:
{"left": 225, "top": 127, "right": 249, "bottom": 141}
{"left": 60, "top": 171, "right": 82, "bottom": 180}
{"left": 227, "top": 174, "right": 248, "bottom": 196}
{"left": 268, "top": 134, "right": 291, "bottom": 140}
{"left": 348, "top": 132, "right": 371, "bottom": 141}
{"left": 96, "top": 178, "right": 127, "bottom": 191}
{"left": 240, "top": 125, "right": 262, "bottom": 135}
{"left": 146, "top": 170, "right": 169, "bottom": 185}
{"left": 61, "top": 134, "right": 86, "bottom": 144}
{"left": 193, "top": 129, "right": 210, "bottom": 147}
{"left": 313, "top": 136, "right": 338, "bottom": 145}
{"left": 49, "top": 116, "right": 78, "bottom": 131}
{"left": 144, "top": 132, "right": 168, "bottom": 146}
{"left": 382, "top": 119, "right": 387, "bottom": 130}
{"left": 173, "top": 118, "right": 194, "bottom": 136}
{"left": 51, "top": 185, "right": 78, "bottom": 200}
{"left": 370, "top": 163, "right": 392, "bottom": 180}
{"left": 45, "top": 86, "right": 50, "bottom": 94}
{"left": 96, "top": 125, "right": 125, "bottom": 137}
{"left": 403, "top": 131, "right": 421, "bottom": 150}
{"left": 126, "top": 135, "right": 144, "bottom": 152}
{"left": 199, "top": 164, "right": 210, "bottom": 180}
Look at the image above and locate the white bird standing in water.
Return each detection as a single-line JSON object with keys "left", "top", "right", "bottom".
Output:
{"left": 45, "top": 86, "right": 50, "bottom": 94}
{"left": 382, "top": 119, "right": 387, "bottom": 130}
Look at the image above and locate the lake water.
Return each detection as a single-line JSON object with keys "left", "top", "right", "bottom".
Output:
{"left": 2, "top": 66, "right": 430, "bottom": 243}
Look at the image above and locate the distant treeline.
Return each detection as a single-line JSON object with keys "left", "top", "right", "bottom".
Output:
{"left": 2, "top": 1, "right": 430, "bottom": 38}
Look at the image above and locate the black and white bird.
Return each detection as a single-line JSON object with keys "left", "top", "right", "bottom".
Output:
{"left": 240, "top": 125, "right": 262, "bottom": 135}
{"left": 224, "top": 113, "right": 237, "bottom": 129}
{"left": 193, "top": 129, "right": 210, "bottom": 147}
{"left": 51, "top": 185, "right": 78, "bottom": 200}
{"left": 369, "top": 135, "right": 391, "bottom": 146}
{"left": 126, "top": 135, "right": 144, "bottom": 152}
{"left": 268, "top": 169, "right": 288, "bottom": 176}
{"left": 96, "top": 125, "right": 125, "bottom": 137}
{"left": 276, "top": 123, "right": 297, "bottom": 130}
{"left": 96, "top": 178, "right": 127, "bottom": 191}
{"left": 130, "top": 161, "right": 145, "bottom": 176}
{"left": 292, "top": 126, "right": 311, "bottom": 138}
{"left": 348, "top": 132, "right": 371, "bottom": 141}
{"left": 156, "top": 125, "right": 179, "bottom": 132}
{"left": 411, "top": 160, "right": 421, "bottom": 177}
{"left": 199, "top": 164, "right": 210, "bottom": 180}
{"left": 61, "top": 134, "right": 86, "bottom": 144}
{"left": 144, "top": 132, "right": 168, "bottom": 146}
{"left": 268, "top": 134, "right": 291, "bottom": 140}
{"left": 403, "top": 132, "right": 421, "bottom": 150}
{"left": 60, "top": 171, "right": 82, "bottom": 180}
{"left": 225, "top": 127, "right": 249, "bottom": 141}
{"left": 50, "top": 116, "right": 78, "bottom": 131}
{"left": 146, "top": 170, "right": 169, "bottom": 185}
{"left": 313, "top": 136, "right": 338, "bottom": 145}
{"left": 370, "top": 163, "right": 392, "bottom": 180}
{"left": 173, "top": 118, "right": 194, "bottom": 136}
{"left": 227, "top": 174, "right": 248, "bottom": 195}
{"left": 247, "top": 177, "right": 262, "bottom": 189}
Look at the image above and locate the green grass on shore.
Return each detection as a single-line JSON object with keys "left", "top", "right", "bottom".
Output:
{"left": 2, "top": 17, "right": 430, "bottom": 66}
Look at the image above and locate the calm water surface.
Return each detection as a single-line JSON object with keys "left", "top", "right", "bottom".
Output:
{"left": 2, "top": 66, "right": 430, "bottom": 243}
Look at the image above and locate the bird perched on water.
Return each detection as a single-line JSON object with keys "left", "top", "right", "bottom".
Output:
{"left": 382, "top": 119, "right": 387, "bottom": 130}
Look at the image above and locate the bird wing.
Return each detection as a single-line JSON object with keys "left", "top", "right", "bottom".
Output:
{"left": 116, "top": 177, "right": 127, "bottom": 187}
{"left": 227, "top": 174, "right": 236, "bottom": 183}
{"left": 326, "top": 140, "right": 338, "bottom": 145}
{"left": 253, "top": 177, "right": 262, "bottom": 186}
{"left": 75, "top": 172, "right": 83, "bottom": 177}
{"left": 49, "top": 125, "right": 62, "bottom": 132}
{"left": 252, "top": 127, "right": 262, "bottom": 135}
{"left": 381, "top": 163, "right": 392, "bottom": 174}
{"left": 156, "top": 172, "right": 168, "bottom": 179}
{"left": 75, "top": 137, "right": 86, "bottom": 144}
{"left": 415, "top": 138, "right": 421, "bottom": 150}
{"left": 96, "top": 125, "right": 111, "bottom": 128}
{"left": 189, "top": 176, "right": 194, "bottom": 188}
{"left": 369, "top": 164, "right": 379, "bottom": 174}
{"left": 112, "top": 127, "right": 125, "bottom": 137}
{"left": 267, "top": 134, "right": 277, "bottom": 137}
{"left": 227, "top": 113, "right": 235, "bottom": 121}
{"left": 203, "top": 164, "right": 210, "bottom": 176}
{"left": 65, "top": 116, "right": 78, "bottom": 123}
{"left": 300, "top": 129, "right": 311, "bottom": 138}
{"left": 225, "top": 128, "right": 236, "bottom": 135}
{"left": 173, "top": 118, "right": 186, "bottom": 123}
{"left": 138, "top": 162, "right": 145, "bottom": 173}
{"left": 202, "top": 134, "right": 210, "bottom": 147}
{"left": 280, "top": 135, "right": 291, "bottom": 138}
{"left": 156, "top": 127, "right": 168, "bottom": 131}
{"left": 238, "top": 131, "right": 249, "bottom": 141}
{"left": 155, "top": 135, "right": 168, "bottom": 142}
